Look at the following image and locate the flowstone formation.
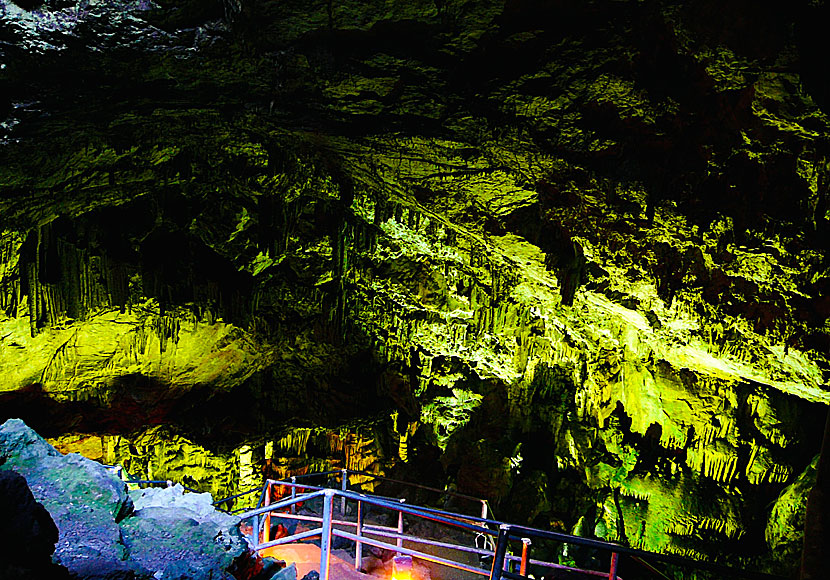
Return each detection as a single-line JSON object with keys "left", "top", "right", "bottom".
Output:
{"left": 1, "top": 0, "right": 830, "bottom": 577}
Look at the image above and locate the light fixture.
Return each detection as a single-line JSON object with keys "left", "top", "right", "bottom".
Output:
{"left": 392, "top": 555, "right": 413, "bottom": 580}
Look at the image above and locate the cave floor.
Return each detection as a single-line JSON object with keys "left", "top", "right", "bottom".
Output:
{"left": 258, "top": 544, "right": 372, "bottom": 580}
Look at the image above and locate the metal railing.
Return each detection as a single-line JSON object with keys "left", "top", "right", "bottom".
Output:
{"left": 237, "top": 472, "right": 791, "bottom": 580}
{"left": 125, "top": 466, "right": 790, "bottom": 580}
{"left": 238, "top": 479, "right": 616, "bottom": 580}
{"left": 238, "top": 486, "right": 505, "bottom": 580}
{"left": 214, "top": 467, "right": 492, "bottom": 519}
{"left": 488, "top": 523, "right": 789, "bottom": 580}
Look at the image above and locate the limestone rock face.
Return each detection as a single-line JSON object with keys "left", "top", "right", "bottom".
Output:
{"left": 766, "top": 455, "right": 817, "bottom": 571}
{"left": 0, "top": 419, "right": 251, "bottom": 580}
{"left": 1, "top": 0, "right": 830, "bottom": 576}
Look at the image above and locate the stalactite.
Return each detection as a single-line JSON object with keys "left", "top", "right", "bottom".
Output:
{"left": 277, "top": 429, "right": 312, "bottom": 455}
{"left": 26, "top": 261, "right": 38, "bottom": 337}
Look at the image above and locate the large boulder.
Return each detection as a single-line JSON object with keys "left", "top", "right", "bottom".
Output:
{"left": 0, "top": 469, "right": 70, "bottom": 580}
{"left": 0, "top": 418, "right": 253, "bottom": 580}
{"left": 122, "top": 484, "right": 248, "bottom": 580}
{"left": 1, "top": 418, "right": 135, "bottom": 578}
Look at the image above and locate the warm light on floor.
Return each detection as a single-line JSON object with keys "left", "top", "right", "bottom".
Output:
{"left": 391, "top": 555, "right": 413, "bottom": 580}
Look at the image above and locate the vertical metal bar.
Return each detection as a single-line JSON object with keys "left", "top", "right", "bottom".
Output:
{"left": 263, "top": 483, "right": 271, "bottom": 544}
{"left": 520, "top": 538, "right": 531, "bottom": 576}
{"left": 341, "top": 468, "right": 348, "bottom": 514}
{"left": 290, "top": 476, "right": 297, "bottom": 515}
{"left": 251, "top": 514, "right": 259, "bottom": 551}
{"left": 354, "top": 500, "right": 364, "bottom": 571}
{"left": 396, "top": 498, "right": 405, "bottom": 554}
{"left": 320, "top": 489, "right": 335, "bottom": 580}
{"left": 489, "top": 524, "right": 510, "bottom": 580}
{"left": 609, "top": 551, "right": 619, "bottom": 580}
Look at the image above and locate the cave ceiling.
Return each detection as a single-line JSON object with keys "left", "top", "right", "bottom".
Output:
{"left": 1, "top": 0, "right": 830, "bottom": 573}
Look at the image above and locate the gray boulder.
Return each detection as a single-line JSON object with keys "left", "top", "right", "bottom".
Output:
{"left": 0, "top": 419, "right": 134, "bottom": 579}
{"left": 271, "top": 563, "right": 297, "bottom": 580}
{"left": 0, "top": 418, "right": 253, "bottom": 580}
{"left": 131, "top": 483, "right": 239, "bottom": 528}
{"left": 123, "top": 484, "right": 248, "bottom": 580}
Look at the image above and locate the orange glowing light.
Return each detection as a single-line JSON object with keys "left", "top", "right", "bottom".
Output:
{"left": 392, "top": 555, "right": 413, "bottom": 580}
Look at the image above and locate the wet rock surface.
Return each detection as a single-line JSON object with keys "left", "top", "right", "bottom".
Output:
{"left": 1, "top": 1, "right": 830, "bottom": 577}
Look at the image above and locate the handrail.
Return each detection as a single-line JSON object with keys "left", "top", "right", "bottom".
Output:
{"left": 213, "top": 486, "right": 261, "bottom": 506}
{"left": 348, "top": 468, "right": 489, "bottom": 505}
{"left": 334, "top": 528, "right": 489, "bottom": 577}
{"left": 491, "top": 523, "right": 787, "bottom": 580}
{"left": 238, "top": 490, "right": 326, "bottom": 520}
{"left": 155, "top": 467, "right": 787, "bottom": 580}
{"left": 238, "top": 488, "right": 495, "bottom": 580}
{"left": 212, "top": 467, "right": 492, "bottom": 519}
{"left": 290, "top": 469, "right": 342, "bottom": 480}
{"left": 261, "top": 479, "right": 501, "bottom": 529}
{"left": 238, "top": 487, "right": 579, "bottom": 580}
{"left": 260, "top": 483, "right": 499, "bottom": 537}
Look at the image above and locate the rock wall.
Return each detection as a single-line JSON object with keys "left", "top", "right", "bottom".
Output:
{"left": 1, "top": 0, "right": 830, "bottom": 576}
{"left": 0, "top": 419, "right": 251, "bottom": 580}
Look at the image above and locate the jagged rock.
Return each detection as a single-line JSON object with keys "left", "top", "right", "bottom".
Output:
{"left": 120, "top": 508, "right": 242, "bottom": 580}
{"left": 766, "top": 455, "right": 816, "bottom": 575}
{"left": 0, "top": 418, "right": 135, "bottom": 578}
{"left": 122, "top": 484, "right": 247, "bottom": 580}
{"left": 130, "top": 483, "right": 239, "bottom": 528}
{"left": 0, "top": 419, "right": 252, "bottom": 580}
{"left": 271, "top": 562, "right": 297, "bottom": 580}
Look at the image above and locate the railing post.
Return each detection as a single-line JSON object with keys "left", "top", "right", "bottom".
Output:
{"left": 354, "top": 499, "right": 364, "bottom": 571}
{"left": 263, "top": 482, "right": 271, "bottom": 544}
{"left": 320, "top": 489, "right": 335, "bottom": 580}
{"left": 341, "top": 468, "right": 348, "bottom": 514}
{"left": 609, "top": 551, "right": 619, "bottom": 580}
{"left": 290, "top": 476, "right": 297, "bottom": 514}
{"left": 251, "top": 514, "right": 259, "bottom": 551}
{"left": 520, "top": 538, "right": 531, "bottom": 576}
{"left": 489, "top": 524, "right": 510, "bottom": 580}
{"left": 397, "top": 498, "right": 406, "bottom": 555}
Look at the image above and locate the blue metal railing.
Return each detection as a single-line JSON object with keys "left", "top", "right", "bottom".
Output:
{"left": 489, "top": 523, "right": 788, "bottom": 580}
{"left": 111, "top": 464, "right": 790, "bottom": 580}
{"left": 236, "top": 472, "right": 790, "bottom": 580}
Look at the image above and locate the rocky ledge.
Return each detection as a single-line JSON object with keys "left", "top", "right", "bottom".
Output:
{"left": 0, "top": 417, "right": 257, "bottom": 580}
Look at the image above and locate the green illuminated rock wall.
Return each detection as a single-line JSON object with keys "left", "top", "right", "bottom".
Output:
{"left": 1, "top": 0, "right": 829, "bottom": 576}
